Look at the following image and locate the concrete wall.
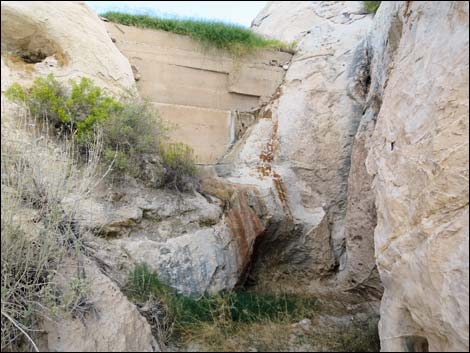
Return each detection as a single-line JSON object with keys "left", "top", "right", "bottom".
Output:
{"left": 105, "top": 22, "right": 291, "bottom": 164}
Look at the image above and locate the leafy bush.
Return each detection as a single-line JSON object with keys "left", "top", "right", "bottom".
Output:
{"left": 100, "top": 95, "right": 166, "bottom": 178}
{"left": 66, "top": 77, "right": 122, "bottom": 142}
{"left": 363, "top": 1, "right": 381, "bottom": 14}
{"left": 5, "top": 75, "right": 198, "bottom": 189}
{"left": 102, "top": 12, "right": 292, "bottom": 56}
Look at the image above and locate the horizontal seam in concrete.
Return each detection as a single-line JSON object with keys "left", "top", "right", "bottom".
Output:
{"left": 151, "top": 101, "right": 233, "bottom": 114}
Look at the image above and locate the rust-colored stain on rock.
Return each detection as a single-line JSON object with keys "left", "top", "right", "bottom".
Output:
{"left": 226, "top": 190, "right": 265, "bottom": 271}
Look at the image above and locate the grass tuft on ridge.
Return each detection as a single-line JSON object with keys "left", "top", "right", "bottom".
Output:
{"left": 102, "top": 12, "right": 292, "bottom": 55}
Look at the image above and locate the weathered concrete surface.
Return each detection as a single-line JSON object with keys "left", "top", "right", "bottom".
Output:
{"left": 154, "top": 103, "right": 232, "bottom": 165}
{"left": 105, "top": 22, "right": 292, "bottom": 163}
{"left": 105, "top": 22, "right": 291, "bottom": 110}
{"left": 1, "top": 1, "right": 134, "bottom": 94}
{"left": 366, "top": 2, "right": 469, "bottom": 351}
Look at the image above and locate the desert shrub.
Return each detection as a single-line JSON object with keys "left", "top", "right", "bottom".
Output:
{"left": 5, "top": 76, "right": 198, "bottom": 189}
{"left": 66, "top": 77, "right": 122, "bottom": 143}
{"left": 100, "top": 95, "right": 166, "bottom": 178}
{"left": 363, "top": 1, "right": 381, "bottom": 14}
{"left": 5, "top": 75, "right": 121, "bottom": 141}
{"left": 1, "top": 209, "right": 60, "bottom": 352}
{"left": 5, "top": 76, "right": 68, "bottom": 128}
{"left": 160, "top": 143, "right": 198, "bottom": 191}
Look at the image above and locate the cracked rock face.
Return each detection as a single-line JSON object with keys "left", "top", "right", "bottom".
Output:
{"left": 248, "top": 2, "right": 469, "bottom": 350}
{"left": 78, "top": 179, "right": 266, "bottom": 296}
{"left": 39, "top": 258, "right": 159, "bottom": 352}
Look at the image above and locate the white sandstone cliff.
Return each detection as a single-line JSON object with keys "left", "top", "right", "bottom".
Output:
{"left": 366, "top": 2, "right": 469, "bottom": 351}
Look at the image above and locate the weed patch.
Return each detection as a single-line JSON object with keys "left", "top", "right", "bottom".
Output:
{"left": 1, "top": 109, "right": 99, "bottom": 351}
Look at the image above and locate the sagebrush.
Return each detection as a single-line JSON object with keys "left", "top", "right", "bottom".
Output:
{"left": 1, "top": 108, "right": 99, "bottom": 351}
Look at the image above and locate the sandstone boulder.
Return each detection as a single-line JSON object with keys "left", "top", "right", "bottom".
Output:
{"left": 1, "top": 1, "right": 134, "bottom": 93}
{"left": 76, "top": 180, "right": 266, "bottom": 295}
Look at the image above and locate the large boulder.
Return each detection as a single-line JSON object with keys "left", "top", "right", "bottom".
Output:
{"left": 366, "top": 2, "right": 469, "bottom": 351}
{"left": 1, "top": 1, "right": 134, "bottom": 93}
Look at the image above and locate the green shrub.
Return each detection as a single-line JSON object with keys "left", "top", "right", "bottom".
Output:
{"left": 100, "top": 95, "right": 166, "bottom": 178}
{"left": 102, "top": 12, "right": 291, "bottom": 56}
{"left": 160, "top": 143, "right": 198, "bottom": 191}
{"left": 5, "top": 76, "right": 198, "bottom": 189}
{"left": 5, "top": 75, "right": 121, "bottom": 140}
{"left": 363, "top": 1, "right": 381, "bottom": 14}
{"left": 67, "top": 77, "right": 122, "bottom": 142}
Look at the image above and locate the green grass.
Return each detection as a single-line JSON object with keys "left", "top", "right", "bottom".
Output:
{"left": 125, "top": 263, "right": 317, "bottom": 324}
{"left": 363, "top": 1, "right": 381, "bottom": 14}
{"left": 124, "top": 264, "right": 318, "bottom": 343}
{"left": 124, "top": 264, "right": 380, "bottom": 351}
{"left": 102, "top": 12, "right": 291, "bottom": 55}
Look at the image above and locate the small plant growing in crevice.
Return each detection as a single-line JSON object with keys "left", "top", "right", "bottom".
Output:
{"left": 160, "top": 143, "right": 199, "bottom": 192}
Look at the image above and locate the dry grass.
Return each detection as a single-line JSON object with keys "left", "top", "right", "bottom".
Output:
{"left": 175, "top": 313, "right": 380, "bottom": 352}
{"left": 1, "top": 102, "right": 102, "bottom": 351}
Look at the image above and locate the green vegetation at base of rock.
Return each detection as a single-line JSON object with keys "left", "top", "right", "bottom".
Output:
{"left": 364, "top": 1, "right": 381, "bottom": 14}
{"left": 5, "top": 75, "right": 198, "bottom": 190}
{"left": 125, "top": 263, "right": 317, "bottom": 326}
{"left": 124, "top": 264, "right": 380, "bottom": 352}
{"left": 102, "top": 12, "right": 293, "bottom": 55}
